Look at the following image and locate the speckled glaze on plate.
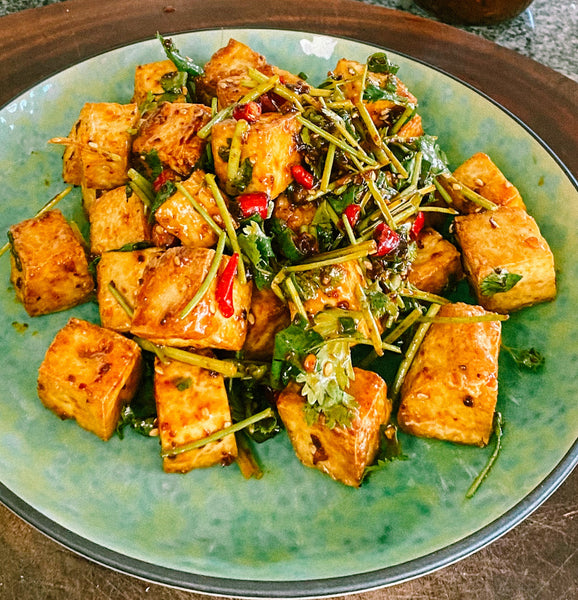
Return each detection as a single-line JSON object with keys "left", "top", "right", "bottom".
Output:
{"left": 0, "top": 28, "right": 576, "bottom": 597}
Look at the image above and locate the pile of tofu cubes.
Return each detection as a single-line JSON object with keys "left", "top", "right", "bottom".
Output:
{"left": 7, "top": 38, "right": 557, "bottom": 487}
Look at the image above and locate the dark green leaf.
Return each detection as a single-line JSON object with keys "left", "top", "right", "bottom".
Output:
{"left": 367, "top": 52, "right": 399, "bottom": 75}
{"left": 363, "top": 83, "right": 408, "bottom": 106}
{"left": 503, "top": 346, "right": 545, "bottom": 371}
{"left": 480, "top": 269, "right": 523, "bottom": 296}
{"left": 238, "top": 220, "right": 276, "bottom": 290}
{"left": 143, "top": 149, "right": 163, "bottom": 180}
{"left": 149, "top": 180, "right": 177, "bottom": 222}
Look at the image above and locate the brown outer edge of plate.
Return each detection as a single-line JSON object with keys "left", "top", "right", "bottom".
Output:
{"left": 0, "top": 0, "right": 576, "bottom": 176}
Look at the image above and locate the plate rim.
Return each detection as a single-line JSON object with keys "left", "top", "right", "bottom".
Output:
{"left": 0, "top": 25, "right": 576, "bottom": 598}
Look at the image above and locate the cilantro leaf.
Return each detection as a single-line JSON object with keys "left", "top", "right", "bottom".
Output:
{"left": 367, "top": 52, "right": 400, "bottom": 75}
{"left": 480, "top": 269, "right": 523, "bottom": 296}
{"left": 503, "top": 346, "right": 545, "bottom": 371}
{"left": 363, "top": 83, "right": 409, "bottom": 106}
{"left": 238, "top": 220, "right": 276, "bottom": 289}
{"left": 363, "top": 424, "right": 408, "bottom": 480}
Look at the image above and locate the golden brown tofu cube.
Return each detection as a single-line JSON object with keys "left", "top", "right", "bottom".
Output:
{"left": 277, "top": 368, "right": 390, "bottom": 487}
{"left": 89, "top": 185, "right": 151, "bottom": 254}
{"left": 454, "top": 206, "right": 556, "bottom": 313}
{"left": 333, "top": 58, "right": 417, "bottom": 128}
{"left": 62, "top": 102, "right": 138, "bottom": 190}
{"left": 198, "top": 38, "right": 268, "bottom": 101}
{"left": 132, "top": 59, "right": 185, "bottom": 106}
{"left": 37, "top": 318, "right": 143, "bottom": 440}
{"left": 396, "top": 114, "right": 424, "bottom": 139}
{"left": 9, "top": 210, "right": 94, "bottom": 317}
{"left": 216, "top": 74, "right": 255, "bottom": 109}
{"left": 398, "top": 302, "right": 501, "bottom": 446}
{"left": 131, "top": 246, "right": 252, "bottom": 350}
{"left": 132, "top": 102, "right": 212, "bottom": 177}
{"left": 407, "top": 227, "right": 463, "bottom": 294}
{"left": 449, "top": 152, "right": 526, "bottom": 213}
{"left": 243, "top": 286, "right": 291, "bottom": 360}
{"left": 153, "top": 169, "right": 222, "bottom": 248}
{"left": 154, "top": 358, "right": 237, "bottom": 473}
{"left": 96, "top": 247, "right": 164, "bottom": 332}
{"left": 211, "top": 112, "right": 302, "bottom": 199}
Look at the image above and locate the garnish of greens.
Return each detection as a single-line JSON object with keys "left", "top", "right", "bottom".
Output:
{"left": 480, "top": 268, "right": 523, "bottom": 296}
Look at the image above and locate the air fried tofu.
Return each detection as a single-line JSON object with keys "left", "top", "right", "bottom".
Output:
{"left": 37, "top": 318, "right": 143, "bottom": 440}
{"left": 407, "top": 227, "right": 463, "bottom": 294}
{"left": 211, "top": 112, "right": 302, "bottom": 199}
{"left": 454, "top": 206, "right": 556, "bottom": 313}
{"left": 243, "top": 286, "right": 291, "bottom": 360}
{"left": 448, "top": 152, "right": 526, "bottom": 213}
{"left": 277, "top": 368, "right": 390, "bottom": 487}
{"left": 96, "top": 247, "right": 164, "bottom": 332}
{"left": 9, "top": 209, "right": 94, "bottom": 317}
{"left": 130, "top": 246, "right": 252, "bottom": 350}
{"left": 132, "top": 102, "right": 212, "bottom": 176}
{"left": 62, "top": 102, "right": 138, "bottom": 190}
{"left": 132, "top": 59, "right": 185, "bottom": 106}
{"left": 89, "top": 185, "right": 151, "bottom": 254}
{"left": 398, "top": 302, "right": 501, "bottom": 447}
{"left": 154, "top": 358, "right": 237, "bottom": 473}
{"left": 153, "top": 169, "right": 223, "bottom": 248}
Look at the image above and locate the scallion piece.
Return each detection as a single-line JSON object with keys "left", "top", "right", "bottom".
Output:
{"left": 466, "top": 412, "right": 504, "bottom": 499}
{"left": 175, "top": 181, "right": 223, "bottom": 239}
{"left": 107, "top": 281, "right": 134, "bottom": 318}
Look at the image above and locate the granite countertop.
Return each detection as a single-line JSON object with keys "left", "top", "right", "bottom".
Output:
{"left": 1, "top": 0, "right": 577, "bottom": 81}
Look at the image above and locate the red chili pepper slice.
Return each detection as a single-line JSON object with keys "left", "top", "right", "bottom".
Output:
{"left": 291, "top": 165, "right": 315, "bottom": 190}
{"left": 373, "top": 222, "right": 401, "bottom": 256}
{"left": 410, "top": 211, "right": 425, "bottom": 240}
{"left": 232, "top": 101, "right": 262, "bottom": 123}
{"left": 237, "top": 192, "right": 269, "bottom": 219}
{"left": 343, "top": 204, "right": 361, "bottom": 228}
{"left": 152, "top": 168, "right": 174, "bottom": 192}
{"left": 216, "top": 253, "right": 239, "bottom": 318}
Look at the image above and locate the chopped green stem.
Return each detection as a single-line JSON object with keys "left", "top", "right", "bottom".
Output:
{"left": 391, "top": 303, "right": 441, "bottom": 399}
{"left": 419, "top": 314, "right": 509, "bottom": 324}
{"left": 368, "top": 179, "right": 396, "bottom": 230}
{"left": 389, "top": 105, "right": 414, "bottom": 135}
{"left": 433, "top": 176, "right": 454, "bottom": 205}
{"left": 197, "top": 105, "right": 234, "bottom": 139}
{"left": 297, "top": 114, "right": 377, "bottom": 166}
{"left": 227, "top": 118, "right": 250, "bottom": 187}
{"left": 358, "top": 285, "right": 385, "bottom": 356}
{"left": 161, "top": 408, "right": 275, "bottom": 458}
{"left": 410, "top": 151, "right": 423, "bottom": 188}
{"left": 320, "top": 142, "right": 336, "bottom": 192}
{"left": 288, "top": 244, "right": 375, "bottom": 273}
{"left": 420, "top": 206, "right": 458, "bottom": 215}
{"left": 399, "top": 287, "right": 450, "bottom": 305}
{"left": 466, "top": 412, "right": 504, "bottom": 499}
{"left": 383, "top": 307, "right": 423, "bottom": 344}
{"left": 134, "top": 337, "right": 238, "bottom": 378}
{"left": 175, "top": 181, "right": 223, "bottom": 239}
{"left": 342, "top": 212, "right": 358, "bottom": 245}
{"left": 107, "top": 281, "right": 134, "bottom": 318}
{"left": 204, "top": 174, "right": 246, "bottom": 284}
{"left": 443, "top": 174, "right": 499, "bottom": 211}
{"left": 285, "top": 275, "right": 309, "bottom": 322}
{"left": 179, "top": 231, "right": 226, "bottom": 319}
{"left": 355, "top": 100, "right": 383, "bottom": 151}
{"left": 0, "top": 186, "right": 72, "bottom": 258}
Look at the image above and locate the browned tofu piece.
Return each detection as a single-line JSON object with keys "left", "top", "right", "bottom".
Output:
{"left": 398, "top": 302, "right": 501, "bottom": 447}
{"left": 396, "top": 114, "right": 424, "bottom": 139}
{"left": 243, "top": 286, "right": 291, "bottom": 360}
{"left": 131, "top": 246, "right": 252, "bottom": 350}
{"left": 132, "top": 59, "right": 185, "bottom": 106}
{"left": 216, "top": 74, "right": 255, "bottom": 109}
{"left": 454, "top": 207, "right": 556, "bottom": 313}
{"left": 9, "top": 210, "right": 94, "bottom": 317}
{"left": 449, "top": 152, "right": 526, "bottom": 213}
{"left": 154, "top": 358, "right": 237, "bottom": 473}
{"left": 96, "top": 247, "right": 164, "bottom": 332}
{"left": 89, "top": 185, "right": 151, "bottom": 254}
{"left": 37, "top": 318, "right": 143, "bottom": 440}
{"left": 277, "top": 368, "right": 390, "bottom": 487}
{"left": 407, "top": 227, "right": 463, "bottom": 294}
{"left": 211, "top": 112, "right": 302, "bottom": 199}
{"left": 62, "top": 102, "right": 138, "bottom": 190}
{"left": 333, "top": 58, "right": 417, "bottom": 128}
{"left": 198, "top": 38, "right": 268, "bottom": 101}
{"left": 132, "top": 102, "right": 212, "bottom": 176}
{"left": 153, "top": 169, "right": 222, "bottom": 248}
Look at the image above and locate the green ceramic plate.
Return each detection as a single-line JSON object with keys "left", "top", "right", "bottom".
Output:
{"left": 0, "top": 28, "right": 576, "bottom": 597}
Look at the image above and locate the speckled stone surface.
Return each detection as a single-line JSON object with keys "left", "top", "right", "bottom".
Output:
{"left": 1, "top": 0, "right": 576, "bottom": 81}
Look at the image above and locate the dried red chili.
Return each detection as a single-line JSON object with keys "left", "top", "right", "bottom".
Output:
{"left": 216, "top": 253, "right": 239, "bottom": 318}
{"left": 291, "top": 165, "right": 315, "bottom": 190}
{"left": 343, "top": 204, "right": 361, "bottom": 227}
{"left": 410, "top": 211, "right": 425, "bottom": 240}
{"left": 373, "top": 222, "right": 401, "bottom": 256}
{"left": 232, "top": 101, "right": 262, "bottom": 123}
{"left": 152, "top": 168, "right": 174, "bottom": 192}
{"left": 237, "top": 192, "right": 269, "bottom": 219}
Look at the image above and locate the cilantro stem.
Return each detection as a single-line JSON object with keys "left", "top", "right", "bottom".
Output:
{"left": 368, "top": 179, "right": 396, "bottom": 230}
{"left": 320, "top": 142, "right": 336, "bottom": 192}
{"left": 161, "top": 408, "right": 275, "bottom": 458}
{"left": 226, "top": 118, "right": 250, "bottom": 190}
{"left": 175, "top": 181, "right": 223, "bottom": 239}
{"left": 284, "top": 274, "right": 309, "bottom": 322}
{"left": 179, "top": 231, "right": 226, "bottom": 319}
{"left": 204, "top": 174, "right": 246, "bottom": 284}
{"left": 466, "top": 412, "right": 504, "bottom": 499}
{"left": 134, "top": 337, "right": 238, "bottom": 377}
{"left": 107, "top": 281, "right": 134, "bottom": 318}
{"left": 389, "top": 105, "right": 414, "bottom": 135}
{"left": 419, "top": 314, "right": 508, "bottom": 324}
